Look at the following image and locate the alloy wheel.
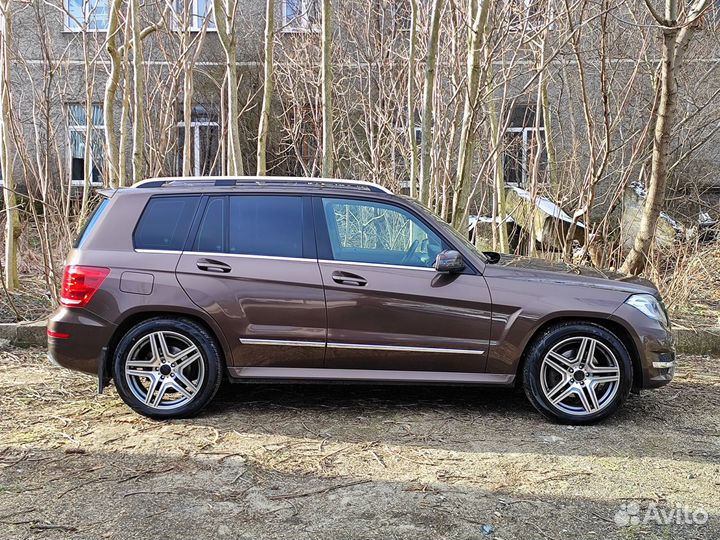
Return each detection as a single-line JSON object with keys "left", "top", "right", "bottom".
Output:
{"left": 539, "top": 336, "right": 621, "bottom": 417}
{"left": 124, "top": 331, "right": 205, "bottom": 410}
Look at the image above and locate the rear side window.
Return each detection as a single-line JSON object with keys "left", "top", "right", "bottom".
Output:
{"left": 134, "top": 196, "right": 199, "bottom": 251}
{"left": 74, "top": 197, "right": 110, "bottom": 248}
{"left": 194, "top": 197, "right": 225, "bottom": 253}
{"left": 228, "top": 196, "right": 303, "bottom": 258}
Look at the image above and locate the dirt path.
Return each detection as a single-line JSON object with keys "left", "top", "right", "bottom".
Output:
{"left": 1, "top": 348, "right": 718, "bottom": 539}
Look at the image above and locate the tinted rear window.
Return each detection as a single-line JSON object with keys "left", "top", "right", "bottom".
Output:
{"left": 228, "top": 196, "right": 303, "bottom": 258}
{"left": 134, "top": 196, "right": 199, "bottom": 250}
{"left": 194, "top": 197, "right": 225, "bottom": 252}
{"left": 74, "top": 197, "right": 110, "bottom": 248}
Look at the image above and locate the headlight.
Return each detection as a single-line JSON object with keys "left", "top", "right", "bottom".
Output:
{"left": 626, "top": 294, "right": 669, "bottom": 327}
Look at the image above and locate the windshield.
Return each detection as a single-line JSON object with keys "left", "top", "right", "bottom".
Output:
{"left": 404, "top": 198, "right": 488, "bottom": 263}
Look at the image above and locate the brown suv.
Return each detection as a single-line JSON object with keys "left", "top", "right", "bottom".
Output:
{"left": 48, "top": 177, "right": 675, "bottom": 424}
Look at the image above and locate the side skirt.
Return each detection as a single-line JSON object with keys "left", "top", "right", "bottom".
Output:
{"left": 227, "top": 367, "right": 515, "bottom": 386}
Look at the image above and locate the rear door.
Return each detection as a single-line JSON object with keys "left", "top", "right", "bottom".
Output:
{"left": 315, "top": 196, "right": 492, "bottom": 374}
{"left": 176, "top": 194, "right": 327, "bottom": 368}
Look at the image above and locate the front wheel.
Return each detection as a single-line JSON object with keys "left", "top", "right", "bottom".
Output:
{"left": 523, "top": 323, "right": 633, "bottom": 424}
{"left": 113, "top": 318, "right": 223, "bottom": 419}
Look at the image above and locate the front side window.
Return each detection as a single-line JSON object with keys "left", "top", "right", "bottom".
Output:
{"left": 322, "top": 198, "right": 444, "bottom": 268}
{"left": 65, "top": 0, "right": 109, "bottom": 31}
{"left": 68, "top": 103, "right": 106, "bottom": 186}
{"left": 134, "top": 196, "right": 200, "bottom": 251}
{"left": 282, "top": 0, "right": 320, "bottom": 32}
{"left": 177, "top": 105, "right": 221, "bottom": 176}
{"left": 173, "top": 0, "right": 216, "bottom": 31}
{"left": 228, "top": 196, "right": 304, "bottom": 258}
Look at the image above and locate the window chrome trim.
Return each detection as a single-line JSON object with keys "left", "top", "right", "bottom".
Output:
{"left": 135, "top": 249, "right": 183, "bottom": 255}
{"left": 318, "top": 259, "right": 436, "bottom": 272}
{"left": 185, "top": 251, "right": 315, "bottom": 262}
{"left": 240, "top": 338, "right": 325, "bottom": 348}
{"left": 328, "top": 342, "right": 484, "bottom": 355}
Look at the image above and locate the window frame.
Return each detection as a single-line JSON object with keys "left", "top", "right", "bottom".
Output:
{"left": 313, "top": 195, "right": 471, "bottom": 272}
{"left": 171, "top": 0, "right": 217, "bottom": 32}
{"left": 503, "top": 125, "right": 546, "bottom": 187}
{"left": 67, "top": 102, "right": 106, "bottom": 187}
{"left": 177, "top": 108, "right": 221, "bottom": 176}
{"left": 64, "top": 0, "right": 110, "bottom": 32}
{"left": 281, "top": 0, "right": 321, "bottom": 33}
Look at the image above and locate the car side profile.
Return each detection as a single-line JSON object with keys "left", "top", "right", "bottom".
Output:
{"left": 48, "top": 177, "right": 676, "bottom": 424}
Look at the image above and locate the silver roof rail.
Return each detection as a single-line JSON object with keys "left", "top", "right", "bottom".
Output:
{"left": 132, "top": 176, "right": 393, "bottom": 194}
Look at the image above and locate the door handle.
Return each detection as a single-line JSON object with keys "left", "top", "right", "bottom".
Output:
{"left": 196, "top": 258, "right": 232, "bottom": 273}
{"left": 331, "top": 270, "right": 367, "bottom": 287}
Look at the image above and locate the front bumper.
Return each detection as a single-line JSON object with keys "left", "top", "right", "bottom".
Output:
{"left": 47, "top": 307, "right": 116, "bottom": 376}
{"left": 611, "top": 303, "right": 676, "bottom": 389}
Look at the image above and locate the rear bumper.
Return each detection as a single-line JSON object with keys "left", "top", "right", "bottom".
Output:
{"left": 47, "top": 307, "right": 116, "bottom": 376}
{"left": 611, "top": 304, "right": 675, "bottom": 389}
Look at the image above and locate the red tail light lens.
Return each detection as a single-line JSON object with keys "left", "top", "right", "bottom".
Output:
{"left": 60, "top": 266, "right": 110, "bottom": 307}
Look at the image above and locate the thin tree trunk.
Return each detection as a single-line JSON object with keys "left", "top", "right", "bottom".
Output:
{"left": 213, "top": 0, "right": 244, "bottom": 176}
{"left": 130, "top": 0, "right": 146, "bottom": 184}
{"left": 451, "top": 0, "right": 491, "bottom": 229}
{"left": 418, "top": 0, "right": 444, "bottom": 206}
{"left": 104, "top": 0, "right": 124, "bottom": 188}
{"left": 320, "top": 0, "right": 334, "bottom": 177}
{"left": 256, "top": 0, "right": 275, "bottom": 176}
{"left": 0, "top": 0, "right": 18, "bottom": 290}
{"left": 407, "top": 0, "right": 418, "bottom": 198}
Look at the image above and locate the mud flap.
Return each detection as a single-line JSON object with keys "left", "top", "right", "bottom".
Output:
{"left": 97, "top": 346, "right": 110, "bottom": 394}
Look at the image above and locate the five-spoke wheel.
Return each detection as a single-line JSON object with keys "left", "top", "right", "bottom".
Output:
{"left": 523, "top": 323, "right": 633, "bottom": 424}
{"left": 113, "top": 318, "right": 222, "bottom": 419}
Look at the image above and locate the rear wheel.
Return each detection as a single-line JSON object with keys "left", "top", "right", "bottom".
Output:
{"left": 523, "top": 323, "right": 633, "bottom": 424}
{"left": 113, "top": 318, "right": 222, "bottom": 419}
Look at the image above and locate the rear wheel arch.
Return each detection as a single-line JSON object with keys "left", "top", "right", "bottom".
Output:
{"left": 106, "top": 310, "right": 231, "bottom": 380}
{"left": 515, "top": 316, "right": 641, "bottom": 388}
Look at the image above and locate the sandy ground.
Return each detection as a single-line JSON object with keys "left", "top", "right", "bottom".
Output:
{"left": 0, "top": 347, "right": 718, "bottom": 540}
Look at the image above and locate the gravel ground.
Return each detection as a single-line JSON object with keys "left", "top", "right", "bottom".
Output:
{"left": 1, "top": 347, "right": 718, "bottom": 540}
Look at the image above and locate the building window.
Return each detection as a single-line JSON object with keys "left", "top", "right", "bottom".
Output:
{"left": 507, "top": 0, "right": 548, "bottom": 31}
{"left": 173, "top": 0, "right": 216, "bottom": 31}
{"left": 282, "top": 0, "right": 320, "bottom": 32}
{"left": 65, "top": 0, "right": 109, "bottom": 31}
{"left": 177, "top": 105, "right": 221, "bottom": 176}
{"left": 68, "top": 104, "right": 105, "bottom": 186}
{"left": 503, "top": 104, "right": 546, "bottom": 187}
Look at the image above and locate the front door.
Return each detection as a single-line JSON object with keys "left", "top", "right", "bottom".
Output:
{"left": 315, "top": 196, "right": 492, "bottom": 374}
{"left": 176, "top": 194, "right": 326, "bottom": 369}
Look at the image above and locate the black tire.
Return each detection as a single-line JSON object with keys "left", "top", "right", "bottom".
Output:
{"left": 113, "top": 317, "right": 223, "bottom": 419}
{"left": 522, "top": 322, "right": 633, "bottom": 424}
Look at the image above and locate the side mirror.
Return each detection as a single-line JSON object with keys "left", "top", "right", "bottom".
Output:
{"left": 434, "top": 250, "right": 465, "bottom": 273}
{"left": 482, "top": 251, "right": 501, "bottom": 264}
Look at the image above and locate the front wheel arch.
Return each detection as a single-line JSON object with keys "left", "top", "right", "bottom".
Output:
{"left": 515, "top": 316, "right": 642, "bottom": 390}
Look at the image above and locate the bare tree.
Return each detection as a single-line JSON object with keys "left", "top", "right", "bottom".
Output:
{"left": 621, "top": 0, "right": 711, "bottom": 275}
{"left": 256, "top": 0, "right": 275, "bottom": 175}
{"left": 451, "top": 0, "right": 492, "bottom": 229}
{"left": 0, "top": 0, "right": 18, "bottom": 290}
{"left": 320, "top": 0, "right": 334, "bottom": 177}
{"left": 418, "top": 0, "right": 445, "bottom": 205}
{"left": 213, "top": 0, "right": 244, "bottom": 176}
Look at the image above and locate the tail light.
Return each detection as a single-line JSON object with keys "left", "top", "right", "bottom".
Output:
{"left": 60, "top": 265, "right": 110, "bottom": 307}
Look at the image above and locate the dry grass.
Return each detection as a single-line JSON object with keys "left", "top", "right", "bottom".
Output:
{"left": 1, "top": 347, "right": 719, "bottom": 539}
